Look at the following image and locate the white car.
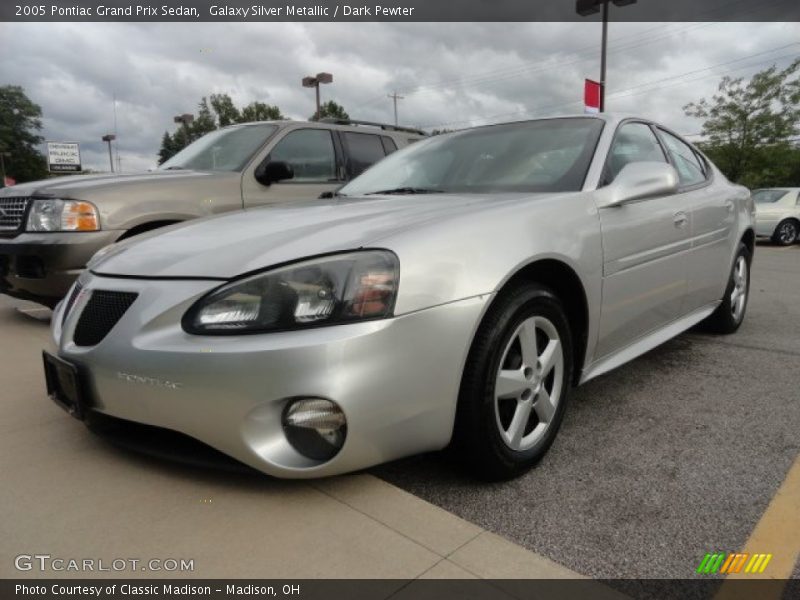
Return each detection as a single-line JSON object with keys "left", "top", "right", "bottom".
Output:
{"left": 754, "top": 188, "right": 800, "bottom": 245}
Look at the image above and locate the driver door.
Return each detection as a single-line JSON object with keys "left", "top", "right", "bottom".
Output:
{"left": 242, "top": 127, "right": 344, "bottom": 206}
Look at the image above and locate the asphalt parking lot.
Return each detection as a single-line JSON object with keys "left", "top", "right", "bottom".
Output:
{"left": 376, "top": 243, "right": 800, "bottom": 582}
{"left": 1, "top": 244, "right": 798, "bottom": 589}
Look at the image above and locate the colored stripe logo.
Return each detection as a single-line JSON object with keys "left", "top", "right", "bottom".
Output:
{"left": 696, "top": 552, "right": 772, "bottom": 574}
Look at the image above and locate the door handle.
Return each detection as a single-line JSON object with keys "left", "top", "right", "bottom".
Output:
{"left": 673, "top": 211, "right": 688, "bottom": 228}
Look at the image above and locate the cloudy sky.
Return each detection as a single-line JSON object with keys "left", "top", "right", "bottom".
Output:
{"left": 2, "top": 19, "right": 798, "bottom": 172}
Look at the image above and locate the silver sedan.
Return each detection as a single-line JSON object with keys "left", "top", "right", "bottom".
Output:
{"left": 45, "top": 114, "right": 755, "bottom": 480}
{"left": 754, "top": 188, "right": 800, "bottom": 245}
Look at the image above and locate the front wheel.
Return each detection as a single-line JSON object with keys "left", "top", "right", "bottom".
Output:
{"left": 772, "top": 219, "right": 799, "bottom": 245}
{"left": 452, "top": 283, "right": 573, "bottom": 481}
{"left": 702, "top": 243, "right": 751, "bottom": 334}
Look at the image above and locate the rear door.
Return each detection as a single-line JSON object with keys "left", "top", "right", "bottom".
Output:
{"left": 656, "top": 128, "right": 733, "bottom": 311}
{"left": 339, "top": 131, "right": 392, "bottom": 179}
{"left": 242, "top": 127, "right": 344, "bottom": 207}
{"left": 595, "top": 121, "right": 692, "bottom": 358}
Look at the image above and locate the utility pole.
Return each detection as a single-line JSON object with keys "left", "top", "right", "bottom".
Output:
{"left": 388, "top": 91, "right": 404, "bottom": 126}
{"left": 576, "top": 0, "right": 637, "bottom": 112}
{"left": 101, "top": 134, "right": 116, "bottom": 172}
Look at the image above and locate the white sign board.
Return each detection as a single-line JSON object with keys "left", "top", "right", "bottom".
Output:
{"left": 47, "top": 142, "right": 82, "bottom": 173}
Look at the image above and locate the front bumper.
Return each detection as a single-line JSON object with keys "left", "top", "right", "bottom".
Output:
{"left": 1, "top": 231, "right": 122, "bottom": 306}
{"left": 50, "top": 273, "right": 489, "bottom": 478}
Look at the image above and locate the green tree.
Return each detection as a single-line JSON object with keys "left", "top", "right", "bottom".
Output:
{"left": 0, "top": 85, "right": 47, "bottom": 183}
{"left": 240, "top": 101, "right": 283, "bottom": 122}
{"left": 684, "top": 59, "right": 800, "bottom": 188}
{"left": 209, "top": 93, "right": 241, "bottom": 127}
{"left": 310, "top": 100, "right": 349, "bottom": 122}
{"left": 157, "top": 131, "right": 178, "bottom": 165}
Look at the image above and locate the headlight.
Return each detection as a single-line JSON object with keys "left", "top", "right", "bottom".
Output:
{"left": 183, "top": 250, "right": 399, "bottom": 334}
{"left": 27, "top": 199, "right": 100, "bottom": 232}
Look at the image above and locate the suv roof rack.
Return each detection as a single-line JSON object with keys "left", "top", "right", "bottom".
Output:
{"left": 319, "top": 118, "right": 427, "bottom": 136}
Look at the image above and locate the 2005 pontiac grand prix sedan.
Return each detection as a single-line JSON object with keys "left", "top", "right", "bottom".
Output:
{"left": 44, "top": 114, "right": 755, "bottom": 480}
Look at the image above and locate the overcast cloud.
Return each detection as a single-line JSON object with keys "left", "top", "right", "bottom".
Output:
{"left": 1, "top": 20, "right": 798, "bottom": 172}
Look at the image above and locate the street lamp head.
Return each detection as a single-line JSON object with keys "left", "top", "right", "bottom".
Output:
{"left": 173, "top": 113, "right": 194, "bottom": 125}
{"left": 302, "top": 76, "right": 318, "bottom": 88}
{"left": 576, "top": 0, "right": 637, "bottom": 16}
{"left": 316, "top": 72, "right": 333, "bottom": 84}
{"left": 101, "top": 134, "right": 116, "bottom": 142}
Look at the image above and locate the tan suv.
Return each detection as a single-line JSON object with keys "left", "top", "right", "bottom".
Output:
{"left": 0, "top": 119, "right": 424, "bottom": 307}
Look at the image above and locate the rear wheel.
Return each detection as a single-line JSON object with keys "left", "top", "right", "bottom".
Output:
{"left": 702, "top": 243, "right": 751, "bottom": 334}
{"left": 772, "top": 219, "right": 799, "bottom": 245}
{"left": 453, "top": 283, "right": 573, "bottom": 480}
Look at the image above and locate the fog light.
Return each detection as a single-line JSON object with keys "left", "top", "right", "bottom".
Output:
{"left": 282, "top": 398, "right": 347, "bottom": 461}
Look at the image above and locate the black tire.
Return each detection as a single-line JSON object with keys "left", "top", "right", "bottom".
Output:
{"left": 772, "top": 219, "right": 799, "bottom": 246}
{"left": 452, "top": 283, "right": 573, "bottom": 481}
{"left": 702, "top": 243, "right": 751, "bottom": 334}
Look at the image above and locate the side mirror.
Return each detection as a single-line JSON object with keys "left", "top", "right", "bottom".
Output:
{"left": 599, "top": 162, "right": 679, "bottom": 207}
{"left": 255, "top": 160, "right": 294, "bottom": 186}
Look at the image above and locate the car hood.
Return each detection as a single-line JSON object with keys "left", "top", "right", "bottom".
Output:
{"left": 0, "top": 170, "right": 234, "bottom": 200}
{"left": 92, "top": 194, "right": 533, "bottom": 279}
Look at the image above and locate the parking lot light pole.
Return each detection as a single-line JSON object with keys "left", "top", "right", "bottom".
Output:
{"left": 101, "top": 134, "right": 116, "bottom": 173}
{"left": 576, "top": 0, "right": 637, "bottom": 112}
{"left": 302, "top": 72, "right": 333, "bottom": 120}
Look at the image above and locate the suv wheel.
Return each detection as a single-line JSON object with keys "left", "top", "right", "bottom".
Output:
{"left": 453, "top": 283, "right": 573, "bottom": 480}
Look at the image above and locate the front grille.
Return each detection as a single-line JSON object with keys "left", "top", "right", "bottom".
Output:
{"left": 0, "top": 197, "right": 29, "bottom": 231}
{"left": 73, "top": 290, "right": 138, "bottom": 347}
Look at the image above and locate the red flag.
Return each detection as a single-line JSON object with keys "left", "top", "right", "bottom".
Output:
{"left": 584, "top": 79, "right": 601, "bottom": 114}
{"left": 3, "top": 176, "right": 15, "bottom": 187}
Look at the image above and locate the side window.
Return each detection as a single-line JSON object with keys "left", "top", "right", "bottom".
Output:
{"left": 658, "top": 129, "right": 707, "bottom": 187}
{"left": 604, "top": 122, "right": 667, "bottom": 184}
{"left": 269, "top": 129, "right": 337, "bottom": 182}
{"left": 342, "top": 132, "right": 387, "bottom": 178}
{"left": 381, "top": 136, "right": 398, "bottom": 155}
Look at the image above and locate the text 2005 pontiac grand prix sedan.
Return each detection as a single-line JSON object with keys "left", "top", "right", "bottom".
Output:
{"left": 45, "top": 114, "right": 755, "bottom": 480}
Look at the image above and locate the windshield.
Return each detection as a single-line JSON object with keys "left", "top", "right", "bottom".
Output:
{"left": 159, "top": 123, "right": 278, "bottom": 172}
{"left": 753, "top": 189, "right": 789, "bottom": 204}
{"left": 339, "top": 117, "right": 605, "bottom": 196}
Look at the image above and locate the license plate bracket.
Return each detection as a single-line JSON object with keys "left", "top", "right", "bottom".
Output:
{"left": 42, "top": 351, "right": 86, "bottom": 420}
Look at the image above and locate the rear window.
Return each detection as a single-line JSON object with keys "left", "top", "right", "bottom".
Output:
{"left": 342, "top": 132, "right": 387, "bottom": 177}
{"left": 381, "top": 136, "right": 398, "bottom": 155}
{"left": 753, "top": 190, "right": 789, "bottom": 204}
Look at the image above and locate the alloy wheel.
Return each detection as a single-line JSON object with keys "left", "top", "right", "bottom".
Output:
{"left": 778, "top": 221, "right": 798, "bottom": 244}
{"left": 730, "top": 255, "right": 748, "bottom": 323}
{"left": 494, "top": 316, "right": 564, "bottom": 451}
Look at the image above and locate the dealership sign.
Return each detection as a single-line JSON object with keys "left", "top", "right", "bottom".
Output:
{"left": 46, "top": 142, "right": 82, "bottom": 173}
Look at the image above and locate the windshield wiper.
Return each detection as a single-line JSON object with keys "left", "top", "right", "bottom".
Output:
{"left": 163, "top": 166, "right": 186, "bottom": 170}
{"left": 365, "top": 187, "right": 445, "bottom": 195}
